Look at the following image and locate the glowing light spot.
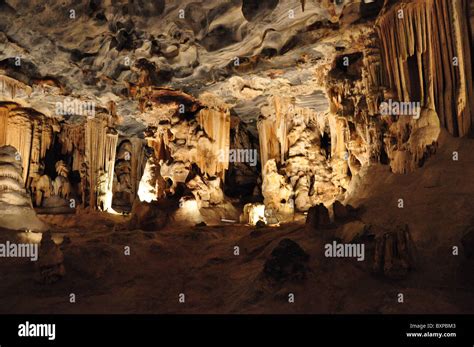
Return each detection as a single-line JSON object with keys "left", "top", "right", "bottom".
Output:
{"left": 138, "top": 161, "right": 158, "bottom": 203}
{"left": 241, "top": 203, "right": 267, "bottom": 226}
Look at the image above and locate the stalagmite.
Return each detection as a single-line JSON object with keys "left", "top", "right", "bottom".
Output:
{"left": 240, "top": 203, "right": 266, "bottom": 225}
{"left": 138, "top": 91, "right": 231, "bottom": 205}
{"left": 114, "top": 139, "right": 144, "bottom": 208}
{"left": 258, "top": 94, "right": 354, "bottom": 211}
{"left": 0, "top": 0, "right": 472, "bottom": 316}
{"left": 137, "top": 157, "right": 159, "bottom": 203}
{"left": 262, "top": 159, "right": 294, "bottom": 222}
{"left": 103, "top": 131, "right": 118, "bottom": 210}
{"left": 0, "top": 145, "right": 47, "bottom": 231}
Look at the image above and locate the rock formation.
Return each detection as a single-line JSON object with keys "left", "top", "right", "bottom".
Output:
{"left": 262, "top": 238, "right": 310, "bottom": 284}
{"left": 376, "top": 0, "right": 474, "bottom": 137}
{"left": 0, "top": 145, "right": 46, "bottom": 231}
{"left": 0, "top": 0, "right": 471, "bottom": 227}
{"left": 373, "top": 224, "right": 417, "bottom": 280}
{"left": 306, "top": 203, "right": 331, "bottom": 230}
{"left": 35, "top": 231, "right": 65, "bottom": 284}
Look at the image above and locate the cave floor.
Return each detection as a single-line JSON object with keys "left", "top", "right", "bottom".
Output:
{"left": 0, "top": 214, "right": 472, "bottom": 314}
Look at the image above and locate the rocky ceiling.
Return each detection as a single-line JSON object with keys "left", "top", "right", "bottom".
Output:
{"left": 0, "top": 0, "right": 382, "bottom": 129}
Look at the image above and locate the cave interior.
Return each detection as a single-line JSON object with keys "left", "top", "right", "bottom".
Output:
{"left": 0, "top": 0, "right": 474, "bottom": 314}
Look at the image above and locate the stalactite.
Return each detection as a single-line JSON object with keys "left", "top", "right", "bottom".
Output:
{"left": 130, "top": 137, "right": 145, "bottom": 200}
{"left": 257, "top": 96, "right": 291, "bottom": 174}
{"left": 104, "top": 130, "right": 118, "bottom": 211}
{"left": 84, "top": 113, "right": 118, "bottom": 210}
{"left": 363, "top": 34, "right": 384, "bottom": 115}
{"left": 376, "top": 0, "right": 474, "bottom": 137}
{"left": 30, "top": 118, "right": 43, "bottom": 185}
{"left": 257, "top": 117, "right": 281, "bottom": 174}
{"left": 58, "top": 124, "right": 86, "bottom": 172}
{"left": 197, "top": 104, "right": 231, "bottom": 180}
{"left": 0, "top": 103, "right": 17, "bottom": 146}
{"left": 0, "top": 75, "right": 33, "bottom": 99}
{"left": 85, "top": 115, "right": 108, "bottom": 209}
{"left": 0, "top": 105, "right": 58, "bottom": 185}
{"left": 5, "top": 110, "right": 33, "bottom": 183}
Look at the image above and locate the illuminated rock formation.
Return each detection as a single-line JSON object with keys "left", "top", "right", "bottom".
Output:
{"left": 376, "top": 0, "right": 474, "bottom": 137}
{"left": 240, "top": 203, "right": 266, "bottom": 225}
{"left": 0, "top": 102, "right": 58, "bottom": 185}
{"left": 0, "top": 0, "right": 471, "bottom": 227}
{"left": 0, "top": 145, "right": 46, "bottom": 231}
{"left": 139, "top": 90, "right": 231, "bottom": 208}
{"left": 85, "top": 114, "right": 118, "bottom": 211}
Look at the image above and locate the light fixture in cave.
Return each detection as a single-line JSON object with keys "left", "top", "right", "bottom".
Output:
{"left": 104, "top": 205, "right": 122, "bottom": 215}
{"left": 179, "top": 197, "right": 200, "bottom": 212}
{"left": 17, "top": 230, "right": 42, "bottom": 244}
{"left": 241, "top": 203, "right": 267, "bottom": 226}
{"left": 176, "top": 197, "right": 203, "bottom": 224}
{"left": 137, "top": 160, "right": 158, "bottom": 203}
{"left": 250, "top": 204, "right": 266, "bottom": 225}
{"left": 102, "top": 191, "right": 114, "bottom": 213}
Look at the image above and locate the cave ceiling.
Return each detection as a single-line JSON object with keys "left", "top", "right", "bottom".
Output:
{"left": 0, "top": 0, "right": 376, "bottom": 134}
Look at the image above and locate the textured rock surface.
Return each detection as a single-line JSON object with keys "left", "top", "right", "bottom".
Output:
{"left": 335, "top": 220, "right": 367, "bottom": 243}
{"left": 0, "top": 145, "right": 47, "bottom": 231}
{"left": 305, "top": 203, "right": 331, "bottom": 230}
{"left": 129, "top": 199, "right": 169, "bottom": 231}
{"left": 0, "top": 0, "right": 472, "bottom": 223}
{"left": 373, "top": 224, "right": 417, "bottom": 280}
{"left": 332, "top": 200, "right": 357, "bottom": 222}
